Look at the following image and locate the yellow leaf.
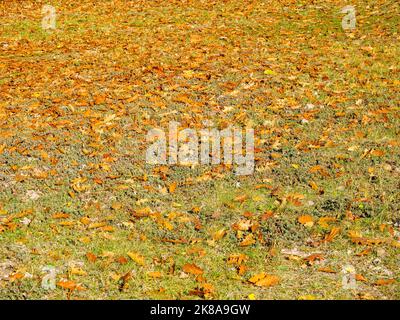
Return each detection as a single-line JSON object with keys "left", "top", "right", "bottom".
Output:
{"left": 264, "top": 69, "right": 276, "bottom": 75}
{"left": 213, "top": 228, "right": 227, "bottom": 240}
{"left": 248, "top": 293, "right": 256, "bottom": 300}
{"left": 59, "top": 221, "right": 75, "bottom": 227}
{"left": 298, "top": 295, "right": 316, "bottom": 300}
{"left": 70, "top": 267, "right": 87, "bottom": 276}
{"left": 390, "top": 240, "right": 400, "bottom": 248}
{"left": 127, "top": 252, "right": 145, "bottom": 266}
{"left": 88, "top": 222, "right": 106, "bottom": 229}
{"left": 80, "top": 217, "right": 91, "bottom": 225}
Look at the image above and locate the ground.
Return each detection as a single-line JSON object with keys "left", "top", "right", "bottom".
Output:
{"left": 0, "top": 0, "right": 399, "bottom": 300}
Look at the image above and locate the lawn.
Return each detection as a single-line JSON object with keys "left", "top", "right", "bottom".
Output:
{"left": 0, "top": 0, "right": 399, "bottom": 299}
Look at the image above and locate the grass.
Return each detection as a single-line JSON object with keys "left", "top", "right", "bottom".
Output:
{"left": 0, "top": 0, "right": 399, "bottom": 300}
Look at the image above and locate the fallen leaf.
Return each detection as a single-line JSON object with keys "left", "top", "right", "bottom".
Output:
{"left": 318, "top": 267, "right": 337, "bottom": 273}
{"left": 249, "top": 273, "right": 279, "bottom": 287}
{"left": 374, "top": 279, "right": 395, "bottom": 286}
{"left": 324, "top": 227, "right": 340, "bottom": 242}
{"left": 148, "top": 271, "right": 162, "bottom": 278}
{"left": 57, "top": 280, "right": 84, "bottom": 291}
{"left": 298, "top": 215, "right": 314, "bottom": 227}
{"left": 213, "top": 228, "right": 227, "bottom": 240}
{"left": 168, "top": 182, "right": 177, "bottom": 193}
{"left": 182, "top": 263, "right": 203, "bottom": 275}
{"left": 239, "top": 234, "right": 256, "bottom": 246}
{"left": 86, "top": 252, "right": 97, "bottom": 262}
{"left": 127, "top": 252, "right": 145, "bottom": 266}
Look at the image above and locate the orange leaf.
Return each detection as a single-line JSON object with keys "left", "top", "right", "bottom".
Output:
{"left": 304, "top": 254, "right": 324, "bottom": 264}
{"left": 374, "top": 279, "right": 395, "bottom": 286}
{"left": 248, "top": 273, "right": 266, "bottom": 284}
{"left": 318, "top": 217, "right": 336, "bottom": 229}
{"left": 356, "top": 248, "right": 371, "bottom": 257}
{"left": 227, "top": 254, "right": 248, "bottom": 265}
{"left": 57, "top": 280, "right": 84, "bottom": 291}
{"left": 298, "top": 215, "right": 314, "bottom": 227}
{"left": 355, "top": 274, "right": 368, "bottom": 282}
{"left": 324, "top": 227, "right": 340, "bottom": 242}
{"left": 52, "top": 213, "right": 70, "bottom": 219}
{"left": 318, "top": 267, "right": 337, "bottom": 274}
{"left": 254, "top": 275, "right": 280, "bottom": 287}
{"left": 249, "top": 273, "right": 279, "bottom": 287}
{"left": 182, "top": 263, "right": 203, "bottom": 275}
{"left": 168, "top": 182, "right": 177, "bottom": 193}
{"left": 370, "top": 149, "right": 385, "bottom": 157}
{"left": 148, "top": 271, "right": 162, "bottom": 278}
{"left": 86, "top": 252, "right": 97, "bottom": 262}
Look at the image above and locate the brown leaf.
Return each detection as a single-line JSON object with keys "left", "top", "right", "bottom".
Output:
{"left": 304, "top": 254, "right": 324, "bottom": 265}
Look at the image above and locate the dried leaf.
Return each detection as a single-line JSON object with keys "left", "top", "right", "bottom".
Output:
{"left": 182, "top": 263, "right": 203, "bottom": 275}
{"left": 127, "top": 252, "right": 145, "bottom": 266}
